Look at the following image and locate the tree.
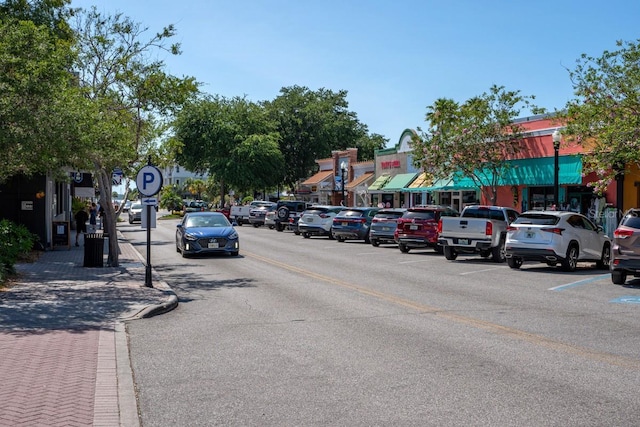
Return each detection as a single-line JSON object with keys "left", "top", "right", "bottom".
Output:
{"left": 159, "top": 184, "right": 183, "bottom": 213}
{"left": 71, "top": 7, "right": 199, "bottom": 266}
{"left": 183, "top": 177, "right": 207, "bottom": 200}
{"left": 411, "top": 85, "right": 541, "bottom": 205}
{"left": 560, "top": 39, "right": 640, "bottom": 195}
{"left": 0, "top": 3, "right": 86, "bottom": 181}
{"left": 263, "top": 85, "right": 369, "bottom": 189}
{"left": 173, "top": 95, "right": 284, "bottom": 202}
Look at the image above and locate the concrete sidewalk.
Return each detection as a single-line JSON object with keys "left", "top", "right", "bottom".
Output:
{"left": 0, "top": 230, "right": 177, "bottom": 427}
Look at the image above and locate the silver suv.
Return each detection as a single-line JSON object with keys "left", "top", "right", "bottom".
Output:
{"left": 611, "top": 208, "right": 640, "bottom": 284}
{"left": 298, "top": 206, "right": 343, "bottom": 238}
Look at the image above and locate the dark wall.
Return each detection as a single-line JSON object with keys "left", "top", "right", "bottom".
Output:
{"left": 0, "top": 174, "right": 48, "bottom": 245}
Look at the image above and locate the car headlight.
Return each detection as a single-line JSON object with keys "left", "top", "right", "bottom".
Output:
{"left": 184, "top": 233, "right": 198, "bottom": 241}
{"left": 228, "top": 231, "right": 239, "bottom": 240}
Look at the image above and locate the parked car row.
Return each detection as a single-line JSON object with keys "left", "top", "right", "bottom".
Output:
{"left": 249, "top": 202, "right": 627, "bottom": 284}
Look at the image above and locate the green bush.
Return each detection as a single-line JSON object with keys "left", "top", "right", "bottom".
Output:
{"left": 0, "top": 219, "right": 37, "bottom": 282}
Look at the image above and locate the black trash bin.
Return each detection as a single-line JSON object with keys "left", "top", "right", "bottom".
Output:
{"left": 83, "top": 233, "right": 104, "bottom": 267}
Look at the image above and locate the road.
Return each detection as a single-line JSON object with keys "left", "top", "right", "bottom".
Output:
{"left": 121, "top": 218, "right": 640, "bottom": 426}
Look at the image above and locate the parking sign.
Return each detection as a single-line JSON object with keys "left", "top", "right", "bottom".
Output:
{"left": 136, "top": 165, "right": 163, "bottom": 196}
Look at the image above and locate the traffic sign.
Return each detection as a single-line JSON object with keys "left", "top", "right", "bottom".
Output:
{"left": 136, "top": 165, "right": 163, "bottom": 196}
{"left": 142, "top": 198, "right": 157, "bottom": 205}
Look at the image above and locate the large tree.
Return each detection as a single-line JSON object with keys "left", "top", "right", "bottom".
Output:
{"left": 411, "top": 85, "right": 540, "bottom": 205}
{"left": 263, "top": 85, "right": 369, "bottom": 189}
{"left": 173, "top": 95, "right": 284, "bottom": 202}
{"left": 72, "top": 6, "right": 198, "bottom": 266}
{"left": 0, "top": 1, "right": 86, "bottom": 181}
{"left": 560, "top": 39, "right": 640, "bottom": 195}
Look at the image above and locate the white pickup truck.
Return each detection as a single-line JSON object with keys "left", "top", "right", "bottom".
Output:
{"left": 229, "top": 201, "right": 274, "bottom": 225}
{"left": 438, "top": 205, "right": 520, "bottom": 262}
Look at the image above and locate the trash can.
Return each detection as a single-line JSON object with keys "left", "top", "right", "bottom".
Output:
{"left": 83, "top": 233, "right": 104, "bottom": 267}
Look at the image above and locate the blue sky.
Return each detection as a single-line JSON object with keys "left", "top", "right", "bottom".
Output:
{"left": 71, "top": 0, "right": 639, "bottom": 147}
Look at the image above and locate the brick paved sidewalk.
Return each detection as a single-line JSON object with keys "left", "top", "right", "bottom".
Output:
{"left": 0, "top": 231, "right": 177, "bottom": 427}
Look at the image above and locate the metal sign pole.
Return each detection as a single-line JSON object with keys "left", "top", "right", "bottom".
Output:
{"left": 136, "top": 156, "right": 163, "bottom": 288}
{"left": 145, "top": 204, "right": 153, "bottom": 287}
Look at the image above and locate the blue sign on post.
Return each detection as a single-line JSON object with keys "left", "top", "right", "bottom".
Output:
{"left": 136, "top": 165, "right": 163, "bottom": 196}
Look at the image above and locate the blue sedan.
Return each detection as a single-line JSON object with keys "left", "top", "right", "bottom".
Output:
{"left": 176, "top": 212, "right": 240, "bottom": 257}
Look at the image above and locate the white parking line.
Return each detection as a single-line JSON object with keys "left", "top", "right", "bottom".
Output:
{"left": 459, "top": 267, "right": 505, "bottom": 275}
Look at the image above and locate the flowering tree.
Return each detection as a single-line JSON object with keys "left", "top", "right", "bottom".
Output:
{"left": 560, "top": 39, "right": 640, "bottom": 195}
{"left": 411, "top": 85, "right": 540, "bottom": 205}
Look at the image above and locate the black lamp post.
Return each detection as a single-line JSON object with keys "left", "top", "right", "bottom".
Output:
{"left": 552, "top": 130, "right": 561, "bottom": 209}
{"left": 340, "top": 161, "right": 347, "bottom": 206}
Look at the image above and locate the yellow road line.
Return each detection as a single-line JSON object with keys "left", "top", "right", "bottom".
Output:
{"left": 244, "top": 250, "right": 640, "bottom": 370}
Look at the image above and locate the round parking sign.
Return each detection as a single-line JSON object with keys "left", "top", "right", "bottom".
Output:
{"left": 136, "top": 165, "right": 163, "bottom": 196}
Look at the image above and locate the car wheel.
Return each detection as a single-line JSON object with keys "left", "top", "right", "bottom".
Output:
{"left": 434, "top": 245, "right": 444, "bottom": 254}
{"left": 253, "top": 223, "right": 260, "bottom": 228}
{"left": 371, "top": 239, "right": 380, "bottom": 247}
{"left": 336, "top": 236, "right": 345, "bottom": 242}
{"left": 562, "top": 244, "right": 579, "bottom": 272}
{"left": 329, "top": 231, "right": 335, "bottom": 240}
{"left": 611, "top": 270, "right": 627, "bottom": 285}
{"left": 507, "top": 257, "right": 523, "bottom": 269}
{"left": 443, "top": 246, "right": 457, "bottom": 260}
{"left": 277, "top": 206, "right": 290, "bottom": 220}
{"left": 399, "top": 243, "right": 410, "bottom": 253}
{"left": 364, "top": 234, "right": 370, "bottom": 244}
{"left": 230, "top": 250, "right": 239, "bottom": 257}
{"left": 303, "top": 232, "right": 310, "bottom": 238}
{"left": 596, "top": 243, "right": 611, "bottom": 269}
{"left": 491, "top": 238, "right": 506, "bottom": 263}
{"left": 268, "top": 225, "right": 275, "bottom": 229}
{"left": 276, "top": 223, "right": 284, "bottom": 232}
{"left": 294, "top": 230, "right": 301, "bottom": 236}
{"left": 176, "top": 242, "right": 181, "bottom": 253}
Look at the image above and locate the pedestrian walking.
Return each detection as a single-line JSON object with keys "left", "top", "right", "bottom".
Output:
{"left": 74, "top": 205, "right": 89, "bottom": 246}
{"left": 89, "top": 202, "right": 97, "bottom": 232}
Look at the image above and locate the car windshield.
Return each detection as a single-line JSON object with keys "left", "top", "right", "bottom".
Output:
{"left": 463, "top": 208, "right": 505, "bottom": 220}
{"left": 404, "top": 211, "right": 435, "bottom": 220}
{"left": 186, "top": 215, "right": 229, "bottom": 228}
{"left": 339, "top": 210, "right": 364, "bottom": 217}
{"left": 375, "top": 211, "right": 404, "bottom": 219}
{"left": 305, "top": 208, "right": 330, "bottom": 215}
{"left": 513, "top": 214, "right": 560, "bottom": 226}
{"left": 621, "top": 210, "right": 640, "bottom": 228}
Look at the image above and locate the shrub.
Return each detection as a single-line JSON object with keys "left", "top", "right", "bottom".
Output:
{"left": 0, "top": 219, "right": 37, "bottom": 283}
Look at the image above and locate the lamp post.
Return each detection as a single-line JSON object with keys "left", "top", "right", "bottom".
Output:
{"left": 340, "top": 161, "right": 347, "bottom": 206}
{"left": 552, "top": 130, "right": 561, "bottom": 209}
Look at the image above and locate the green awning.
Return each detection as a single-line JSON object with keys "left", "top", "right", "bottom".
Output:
{"left": 499, "top": 155, "right": 582, "bottom": 186}
{"left": 416, "top": 155, "right": 582, "bottom": 191}
{"left": 382, "top": 173, "right": 418, "bottom": 191}
{"left": 368, "top": 174, "right": 391, "bottom": 191}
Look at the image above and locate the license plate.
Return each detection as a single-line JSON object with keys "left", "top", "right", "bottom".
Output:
{"left": 458, "top": 239, "right": 469, "bottom": 245}
{"left": 208, "top": 242, "right": 219, "bottom": 248}
{"left": 306, "top": 218, "right": 314, "bottom": 222}
{"left": 342, "top": 222, "right": 348, "bottom": 226}
{"left": 410, "top": 225, "right": 418, "bottom": 230}
{"left": 382, "top": 226, "right": 391, "bottom": 231}
{"left": 525, "top": 232, "right": 534, "bottom": 239}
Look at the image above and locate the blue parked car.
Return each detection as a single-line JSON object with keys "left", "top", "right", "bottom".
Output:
{"left": 176, "top": 212, "right": 239, "bottom": 257}
{"left": 331, "top": 207, "right": 380, "bottom": 243}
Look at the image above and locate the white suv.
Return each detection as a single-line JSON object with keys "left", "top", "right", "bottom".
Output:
{"left": 298, "top": 206, "right": 343, "bottom": 238}
{"left": 505, "top": 211, "right": 611, "bottom": 272}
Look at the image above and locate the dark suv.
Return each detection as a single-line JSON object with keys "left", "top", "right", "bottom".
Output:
{"left": 331, "top": 207, "right": 380, "bottom": 243}
{"left": 395, "top": 205, "right": 459, "bottom": 253}
{"left": 274, "top": 200, "right": 312, "bottom": 232}
{"left": 611, "top": 208, "right": 640, "bottom": 285}
{"left": 369, "top": 208, "right": 407, "bottom": 247}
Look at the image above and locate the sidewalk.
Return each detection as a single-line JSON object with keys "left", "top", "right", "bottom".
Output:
{"left": 0, "top": 230, "right": 178, "bottom": 427}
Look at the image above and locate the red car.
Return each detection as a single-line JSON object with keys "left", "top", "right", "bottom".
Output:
{"left": 395, "top": 205, "right": 459, "bottom": 253}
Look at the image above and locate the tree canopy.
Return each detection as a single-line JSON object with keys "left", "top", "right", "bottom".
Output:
{"left": 411, "top": 85, "right": 541, "bottom": 205}
{"left": 560, "top": 39, "right": 640, "bottom": 195}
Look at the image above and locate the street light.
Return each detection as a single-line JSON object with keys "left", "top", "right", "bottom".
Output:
{"left": 552, "top": 130, "right": 561, "bottom": 209}
{"left": 340, "top": 161, "right": 347, "bottom": 206}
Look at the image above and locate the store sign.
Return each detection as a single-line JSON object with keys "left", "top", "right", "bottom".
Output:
{"left": 381, "top": 160, "right": 401, "bottom": 169}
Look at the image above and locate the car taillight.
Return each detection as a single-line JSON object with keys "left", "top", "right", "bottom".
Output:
{"left": 437, "top": 219, "right": 442, "bottom": 234}
{"left": 541, "top": 227, "right": 564, "bottom": 235}
{"left": 506, "top": 225, "right": 517, "bottom": 232}
{"left": 319, "top": 213, "right": 328, "bottom": 218}
{"left": 372, "top": 217, "right": 380, "bottom": 222}
{"left": 485, "top": 221, "right": 493, "bottom": 236}
{"left": 614, "top": 228, "right": 634, "bottom": 239}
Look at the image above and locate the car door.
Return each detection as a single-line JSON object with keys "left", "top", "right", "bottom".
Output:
{"left": 579, "top": 215, "right": 605, "bottom": 258}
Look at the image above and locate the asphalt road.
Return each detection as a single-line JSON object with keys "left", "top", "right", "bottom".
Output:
{"left": 121, "top": 218, "right": 640, "bottom": 426}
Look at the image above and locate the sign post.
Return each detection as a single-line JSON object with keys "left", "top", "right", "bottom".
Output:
{"left": 136, "top": 158, "right": 163, "bottom": 287}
